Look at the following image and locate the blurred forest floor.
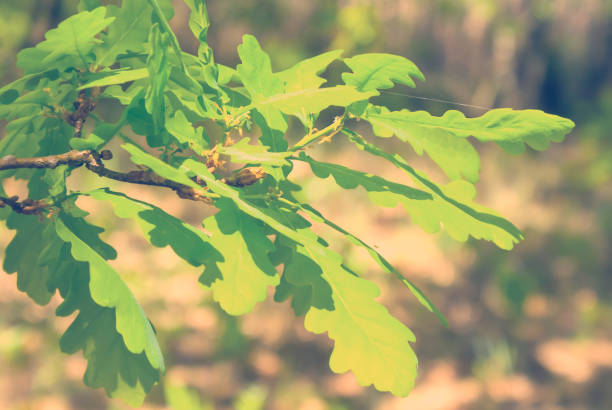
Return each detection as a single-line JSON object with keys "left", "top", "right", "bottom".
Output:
{"left": 0, "top": 1, "right": 611, "bottom": 409}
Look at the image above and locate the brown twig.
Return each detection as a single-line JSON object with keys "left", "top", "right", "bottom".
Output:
{"left": 0, "top": 150, "right": 212, "bottom": 203}
{"left": 0, "top": 196, "right": 50, "bottom": 215}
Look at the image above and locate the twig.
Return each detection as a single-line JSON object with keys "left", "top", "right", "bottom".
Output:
{"left": 290, "top": 116, "right": 345, "bottom": 151}
{"left": 0, "top": 150, "right": 212, "bottom": 203}
{"left": 0, "top": 196, "right": 50, "bottom": 215}
{"left": 0, "top": 149, "right": 266, "bottom": 210}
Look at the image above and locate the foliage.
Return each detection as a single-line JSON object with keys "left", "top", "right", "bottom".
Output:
{"left": 0, "top": 0, "right": 574, "bottom": 405}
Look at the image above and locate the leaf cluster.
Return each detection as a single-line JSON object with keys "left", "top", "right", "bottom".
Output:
{"left": 0, "top": 0, "right": 574, "bottom": 404}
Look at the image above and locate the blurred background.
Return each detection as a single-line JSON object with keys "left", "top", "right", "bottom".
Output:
{"left": 1, "top": 0, "right": 611, "bottom": 409}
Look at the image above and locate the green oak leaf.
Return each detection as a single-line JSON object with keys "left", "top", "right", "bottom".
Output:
{"left": 145, "top": 23, "right": 171, "bottom": 142}
{"left": 342, "top": 53, "right": 425, "bottom": 92}
{"left": 276, "top": 50, "right": 344, "bottom": 92}
{"left": 297, "top": 151, "right": 432, "bottom": 203}
{"left": 364, "top": 105, "right": 575, "bottom": 180}
{"left": 87, "top": 188, "right": 221, "bottom": 270}
{"left": 253, "top": 110, "right": 288, "bottom": 153}
{"left": 17, "top": 7, "right": 115, "bottom": 73}
{"left": 303, "top": 243, "right": 417, "bottom": 395}
{"left": 236, "top": 34, "right": 288, "bottom": 137}
{"left": 201, "top": 199, "right": 279, "bottom": 315}
{"left": 184, "top": 0, "right": 210, "bottom": 42}
{"left": 166, "top": 110, "right": 209, "bottom": 154}
{"left": 69, "top": 133, "right": 105, "bottom": 150}
{"left": 184, "top": 0, "right": 215, "bottom": 63}
{"left": 79, "top": 68, "right": 149, "bottom": 90}
{"left": 290, "top": 201, "right": 447, "bottom": 326}
{"left": 54, "top": 215, "right": 164, "bottom": 371}
{"left": 3, "top": 211, "right": 162, "bottom": 406}
{"left": 0, "top": 89, "right": 52, "bottom": 120}
{"left": 273, "top": 236, "right": 334, "bottom": 316}
{"left": 344, "top": 130, "right": 524, "bottom": 249}
{"left": 95, "top": 0, "right": 152, "bottom": 67}
{"left": 218, "top": 138, "right": 291, "bottom": 167}
{"left": 103, "top": 84, "right": 145, "bottom": 105}
{"left": 57, "top": 264, "right": 161, "bottom": 407}
{"left": 365, "top": 105, "right": 480, "bottom": 182}
{"left": 177, "top": 160, "right": 418, "bottom": 396}
{"left": 3, "top": 215, "right": 57, "bottom": 304}
{"left": 0, "top": 116, "right": 42, "bottom": 179}
{"left": 127, "top": 96, "right": 172, "bottom": 147}
{"left": 218, "top": 64, "right": 240, "bottom": 85}
{"left": 0, "top": 117, "right": 72, "bottom": 180}
{"left": 237, "top": 34, "right": 283, "bottom": 100}
{"left": 252, "top": 86, "right": 377, "bottom": 119}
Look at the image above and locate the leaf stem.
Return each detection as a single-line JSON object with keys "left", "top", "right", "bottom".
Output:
{"left": 290, "top": 116, "right": 344, "bottom": 151}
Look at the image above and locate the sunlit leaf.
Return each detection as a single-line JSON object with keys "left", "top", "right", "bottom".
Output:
{"left": 79, "top": 68, "right": 149, "bottom": 90}
{"left": 201, "top": 199, "right": 279, "bottom": 315}
{"left": 145, "top": 24, "right": 171, "bottom": 142}
{"left": 364, "top": 105, "right": 575, "bottom": 181}
{"left": 17, "top": 7, "right": 114, "bottom": 73}
{"left": 365, "top": 105, "right": 480, "bottom": 182}
{"left": 342, "top": 53, "right": 425, "bottom": 91}
{"left": 95, "top": 0, "right": 152, "bottom": 67}
{"left": 277, "top": 50, "right": 344, "bottom": 92}
{"left": 179, "top": 160, "right": 418, "bottom": 395}
{"left": 54, "top": 215, "right": 163, "bottom": 370}
{"left": 344, "top": 130, "right": 524, "bottom": 249}
{"left": 219, "top": 139, "right": 291, "bottom": 167}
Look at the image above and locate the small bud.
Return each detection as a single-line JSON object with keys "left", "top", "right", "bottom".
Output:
{"left": 100, "top": 150, "right": 113, "bottom": 160}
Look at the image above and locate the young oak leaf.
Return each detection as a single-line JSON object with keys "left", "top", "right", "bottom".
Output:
{"left": 296, "top": 152, "right": 433, "bottom": 206}
{"left": 288, "top": 200, "right": 448, "bottom": 326}
{"left": 261, "top": 205, "right": 418, "bottom": 395}
{"left": 17, "top": 7, "right": 115, "bottom": 73}
{"left": 236, "top": 36, "right": 375, "bottom": 131}
{"left": 54, "top": 215, "right": 164, "bottom": 372}
{"left": 276, "top": 50, "right": 344, "bottom": 92}
{"left": 95, "top": 0, "right": 152, "bottom": 67}
{"left": 87, "top": 188, "right": 220, "bottom": 269}
{"left": 236, "top": 34, "right": 287, "bottom": 134}
{"left": 253, "top": 86, "right": 377, "bottom": 119}
{"left": 304, "top": 245, "right": 418, "bottom": 395}
{"left": 344, "top": 130, "right": 524, "bottom": 249}
{"left": 364, "top": 105, "right": 575, "bottom": 181}
{"left": 3, "top": 214, "right": 57, "bottom": 304}
{"left": 237, "top": 34, "right": 283, "bottom": 100}
{"left": 166, "top": 110, "right": 209, "bottom": 154}
{"left": 183, "top": 0, "right": 212, "bottom": 56}
{"left": 78, "top": 68, "right": 149, "bottom": 90}
{"left": 272, "top": 234, "right": 334, "bottom": 317}
{"left": 178, "top": 160, "right": 418, "bottom": 395}
{"left": 201, "top": 199, "right": 279, "bottom": 316}
{"left": 145, "top": 24, "right": 171, "bottom": 142}
{"left": 342, "top": 53, "right": 425, "bottom": 92}
{"left": 218, "top": 138, "right": 291, "bottom": 167}
{"left": 365, "top": 105, "right": 480, "bottom": 182}
{"left": 57, "top": 261, "right": 161, "bottom": 407}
